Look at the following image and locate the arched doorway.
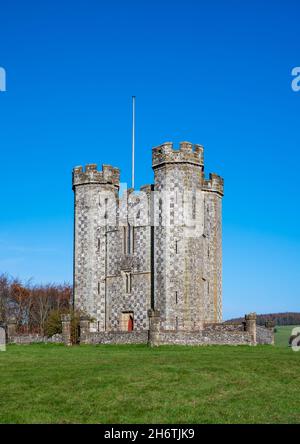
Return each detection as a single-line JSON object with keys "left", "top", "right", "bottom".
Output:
{"left": 120, "top": 311, "right": 134, "bottom": 332}
{"left": 128, "top": 315, "right": 134, "bottom": 332}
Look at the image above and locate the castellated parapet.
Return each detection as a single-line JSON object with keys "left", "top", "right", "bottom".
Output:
{"left": 72, "top": 163, "right": 120, "bottom": 188}
{"left": 152, "top": 141, "right": 204, "bottom": 168}
{"left": 203, "top": 173, "right": 224, "bottom": 196}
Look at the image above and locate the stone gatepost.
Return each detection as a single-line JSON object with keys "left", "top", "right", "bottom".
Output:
{"left": 244, "top": 313, "right": 257, "bottom": 345}
{"left": 265, "top": 320, "right": 275, "bottom": 345}
{"left": 148, "top": 309, "right": 161, "bottom": 347}
{"left": 0, "top": 326, "right": 6, "bottom": 351}
{"left": 7, "top": 318, "right": 17, "bottom": 340}
{"left": 61, "top": 314, "right": 72, "bottom": 346}
{"left": 79, "top": 317, "right": 90, "bottom": 344}
{"left": 265, "top": 320, "right": 275, "bottom": 330}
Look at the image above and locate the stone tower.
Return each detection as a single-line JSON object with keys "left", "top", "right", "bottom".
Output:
{"left": 72, "top": 140, "right": 223, "bottom": 335}
{"left": 152, "top": 142, "right": 224, "bottom": 331}
{"left": 72, "top": 164, "right": 120, "bottom": 331}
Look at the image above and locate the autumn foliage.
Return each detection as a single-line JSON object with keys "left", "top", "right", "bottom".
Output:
{"left": 0, "top": 273, "right": 72, "bottom": 335}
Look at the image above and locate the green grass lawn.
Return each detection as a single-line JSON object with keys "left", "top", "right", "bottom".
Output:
{"left": 0, "top": 343, "right": 300, "bottom": 424}
{"left": 275, "top": 325, "right": 300, "bottom": 347}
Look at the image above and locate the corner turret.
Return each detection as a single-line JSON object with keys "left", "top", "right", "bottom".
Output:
{"left": 203, "top": 173, "right": 224, "bottom": 196}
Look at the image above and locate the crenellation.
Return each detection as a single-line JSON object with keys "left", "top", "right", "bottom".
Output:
{"left": 179, "top": 141, "right": 193, "bottom": 152}
{"left": 73, "top": 165, "right": 83, "bottom": 174}
{"left": 203, "top": 173, "right": 224, "bottom": 196}
{"left": 72, "top": 163, "right": 120, "bottom": 188}
{"left": 152, "top": 141, "right": 204, "bottom": 169}
{"left": 140, "top": 184, "right": 153, "bottom": 194}
{"left": 102, "top": 164, "right": 120, "bottom": 185}
{"left": 85, "top": 163, "right": 97, "bottom": 172}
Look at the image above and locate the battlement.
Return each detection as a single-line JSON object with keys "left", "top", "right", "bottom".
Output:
{"left": 140, "top": 184, "right": 153, "bottom": 194}
{"left": 202, "top": 173, "right": 224, "bottom": 196}
{"left": 152, "top": 141, "right": 204, "bottom": 168}
{"left": 72, "top": 163, "right": 120, "bottom": 188}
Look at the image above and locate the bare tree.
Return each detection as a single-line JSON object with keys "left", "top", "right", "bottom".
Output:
{"left": 10, "top": 281, "right": 32, "bottom": 333}
{"left": 0, "top": 274, "right": 72, "bottom": 334}
{"left": 30, "top": 286, "right": 53, "bottom": 335}
{"left": 0, "top": 274, "right": 11, "bottom": 323}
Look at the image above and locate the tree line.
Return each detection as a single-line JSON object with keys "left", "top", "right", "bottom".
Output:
{"left": 226, "top": 312, "right": 300, "bottom": 326}
{"left": 0, "top": 273, "right": 72, "bottom": 336}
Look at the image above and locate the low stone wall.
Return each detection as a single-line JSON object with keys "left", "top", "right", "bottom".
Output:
{"left": 154, "top": 327, "right": 252, "bottom": 346}
{"left": 152, "top": 321, "right": 274, "bottom": 346}
{"left": 82, "top": 330, "right": 149, "bottom": 345}
{"left": 8, "top": 333, "right": 63, "bottom": 345}
{"left": 203, "top": 323, "right": 245, "bottom": 332}
{"left": 5, "top": 313, "right": 274, "bottom": 347}
{"left": 256, "top": 325, "right": 274, "bottom": 345}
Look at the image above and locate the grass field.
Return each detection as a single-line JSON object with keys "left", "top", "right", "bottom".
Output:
{"left": 275, "top": 325, "right": 299, "bottom": 347}
{"left": 0, "top": 340, "right": 300, "bottom": 424}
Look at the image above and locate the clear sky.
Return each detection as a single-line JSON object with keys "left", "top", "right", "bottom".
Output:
{"left": 0, "top": 0, "right": 299, "bottom": 319}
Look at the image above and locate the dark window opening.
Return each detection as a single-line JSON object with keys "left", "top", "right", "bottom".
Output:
{"left": 158, "top": 198, "right": 163, "bottom": 226}
{"left": 192, "top": 194, "right": 196, "bottom": 220}
{"left": 104, "top": 198, "right": 108, "bottom": 219}
{"left": 132, "top": 227, "right": 135, "bottom": 253}
{"left": 123, "top": 226, "right": 127, "bottom": 253}
{"left": 125, "top": 272, "right": 132, "bottom": 294}
{"left": 127, "top": 223, "right": 131, "bottom": 254}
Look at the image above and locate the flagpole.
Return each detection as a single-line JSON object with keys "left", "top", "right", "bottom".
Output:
{"left": 132, "top": 96, "right": 135, "bottom": 189}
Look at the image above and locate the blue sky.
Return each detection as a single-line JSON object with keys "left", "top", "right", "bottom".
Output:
{"left": 0, "top": 0, "right": 299, "bottom": 319}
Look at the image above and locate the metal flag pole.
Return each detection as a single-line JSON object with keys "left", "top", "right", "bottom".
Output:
{"left": 132, "top": 96, "right": 135, "bottom": 189}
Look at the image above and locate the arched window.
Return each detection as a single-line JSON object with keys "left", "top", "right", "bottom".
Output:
{"left": 127, "top": 223, "right": 131, "bottom": 254}
{"left": 123, "top": 226, "right": 127, "bottom": 253}
{"left": 125, "top": 272, "right": 132, "bottom": 294}
{"left": 123, "top": 224, "right": 134, "bottom": 255}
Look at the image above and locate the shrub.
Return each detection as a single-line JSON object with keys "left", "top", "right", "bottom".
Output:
{"left": 45, "top": 310, "right": 63, "bottom": 337}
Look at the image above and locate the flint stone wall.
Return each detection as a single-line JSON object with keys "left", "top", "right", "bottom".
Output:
{"left": 256, "top": 325, "right": 274, "bottom": 345}
{"left": 155, "top": 326, "right": 252, "bottom": 346}
{"left": 82, "top": 330, "right": 149, "bottom": 345}
{"left": 8, "top": 334, "right": 63, "bottom": 344}
{"left": 6, "top": 317, "right": 274, "bottom": 346}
